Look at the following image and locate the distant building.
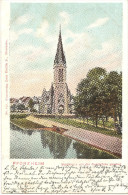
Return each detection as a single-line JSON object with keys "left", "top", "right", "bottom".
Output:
{"left": 34, "top": 103, "right": 39, "bottom": 112}
{"left": 10, "top": 98, "right": 18, "bottom": 106}
{"left": 32, "top": 96, "right": 40, "bottom": 112}
{"left": 10, "top": 96, "right": 31, "bottom": 112}
{"left": 40, "top": 28, "right": 74, "bottom": 115}
{"left": 21, "top": 97, "right": 31, "bottom": 108}
{"left": 10, "top": 98, "right": 19, "bottom": 112}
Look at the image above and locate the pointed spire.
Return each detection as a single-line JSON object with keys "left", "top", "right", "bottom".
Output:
{"left": 54, "top": 26, "right": 66, "bottom": 65}
{"left": 59, "top": 24, "right": 61, "bottom": 34}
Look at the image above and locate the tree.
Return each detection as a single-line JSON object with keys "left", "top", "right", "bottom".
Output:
{"left": 17, "top": 104, "right": 25, "bottom": 112}
{"left": 28, "top": 99, "right": 34, "bottom": 111}
{"left": 86, "top": 67, "right": 107, "bottom": 127}
{"left": 74, "top": 67, "right": 122, "bottom": 128}
{"left": 10, "top": 104, "right": 16, "bottom": 112}
{"left": 74, "top": 78, "right": 90, "bottom": 123}
{"left": 104, "top": 71, "right": 122, "bottom": 124}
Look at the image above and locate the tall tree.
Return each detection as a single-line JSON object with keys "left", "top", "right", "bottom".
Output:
{"left": 86, "top": 67, "right": 107, "bottom": 127}
{"left": 74, "top": 67, "right": 122, "bottom": 128}
{"left": 28, "top": 99, "right": 34, "bottom": 111}
{"left": 74, "top": 78, "right": 90, "bottom": 122}
{"left": 17, "top": 104, "right": 25, "bottom": 111}
{"left": 105, "top": 71, "right": 122, "bottom": 124}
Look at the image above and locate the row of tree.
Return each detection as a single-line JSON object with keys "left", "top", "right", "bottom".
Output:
{"left": 74, "top": 67, "right": 122, "bottom": 128}
{"left": 11, "top": 99, "right": 36, "bottom": 112}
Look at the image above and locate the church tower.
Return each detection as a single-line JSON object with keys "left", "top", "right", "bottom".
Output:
{"left": 40, "top": 27, "right": 73, "bottom": 115}
{"left": 53, "top": 27, "right": 69, "bottom": 114}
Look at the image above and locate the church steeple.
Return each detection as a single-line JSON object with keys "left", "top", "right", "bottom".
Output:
{"left": 54, "top": 26, "right": 66, "bottom": 65}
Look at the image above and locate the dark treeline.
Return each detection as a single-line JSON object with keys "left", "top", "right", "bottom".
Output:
{"left": 74, "top": 67, "right": 122, "bottom": 128}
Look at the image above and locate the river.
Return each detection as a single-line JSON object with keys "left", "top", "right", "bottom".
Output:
{"left": 10, "top": 124, "right": 116, "bottom": 159}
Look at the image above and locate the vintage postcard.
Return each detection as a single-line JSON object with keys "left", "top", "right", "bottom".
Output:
{"left": 1, "top": 0, "right": 128, "bottom": 194}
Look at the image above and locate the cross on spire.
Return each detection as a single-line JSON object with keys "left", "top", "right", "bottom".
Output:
{"left": 54, "top": 26, "right": 66, "bottom": 65}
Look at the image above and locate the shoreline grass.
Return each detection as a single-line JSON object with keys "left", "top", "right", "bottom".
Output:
{"left": 10, "top": 118, "right": 45, "bottom": 129}
{"left": 10, "top": 113, "right": 122, "bottom": 138}
{"left": 10, "top": 114, "right": 121, "bottom": 158}
{"left": 46, "top": 117, "right": 122, "bottom": 139}
{"left": 73, "top": 118, "right": 115, "bottom": 130}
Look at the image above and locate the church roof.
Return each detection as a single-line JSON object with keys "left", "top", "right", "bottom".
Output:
{"left": 54, "top": 27, "right": 66, "bottom": 65}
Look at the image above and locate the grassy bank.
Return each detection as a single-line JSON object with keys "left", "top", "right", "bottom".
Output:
{"left": 10, "top": 114, "right": 122, "bottom": 138}
{"left": 75, "top": 118, "right": 115, "bottom": 129}
{"left": 10, "top": 114, "right": 45, "bottom": 129}
{"left": 46, "top": 117, "right": 122, "bottom": 138}
{"left": 10, "top": 113, "right": 29, "bottom": 119}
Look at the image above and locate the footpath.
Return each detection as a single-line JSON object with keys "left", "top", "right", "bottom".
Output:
{"left": 27, "top": 116, "right": 122, "bottom": 157}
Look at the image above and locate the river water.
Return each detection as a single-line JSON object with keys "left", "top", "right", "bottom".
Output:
{"left": 10, "top": 124, "right": 116, "bottom": 159}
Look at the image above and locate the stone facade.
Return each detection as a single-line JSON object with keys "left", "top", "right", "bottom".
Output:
{"left": 40, "top": 28, "right": 74, "bottom": 115}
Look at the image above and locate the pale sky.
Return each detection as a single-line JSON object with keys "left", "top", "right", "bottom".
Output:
{"left": 10, "top": 3, "right": 122, "bottom": 98}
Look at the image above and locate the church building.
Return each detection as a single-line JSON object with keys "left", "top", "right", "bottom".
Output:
{"left": 39, "top": 28, "right": 74, "bottom": 115}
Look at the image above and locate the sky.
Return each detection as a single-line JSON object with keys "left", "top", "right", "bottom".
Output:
{"left": 10, "top": 3, "right": 122, "bottom": 98}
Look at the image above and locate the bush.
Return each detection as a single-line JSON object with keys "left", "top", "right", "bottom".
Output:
{"left": 10, "top": 114, "right": 29, "bottom": 119}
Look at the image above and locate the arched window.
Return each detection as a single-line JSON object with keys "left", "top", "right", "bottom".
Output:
{"left": 58, "top": 93, "right": 64, "bottom": 103}
{"left": 58, "top": 69, "right": 63, "bottom": 82}
{"left": 46, "top": 95, "right": 49, "bottom": 101}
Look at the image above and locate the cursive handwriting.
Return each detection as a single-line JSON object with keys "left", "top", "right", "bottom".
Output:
{"left": 2, "top": 164, "right": 128, "bottom": 193}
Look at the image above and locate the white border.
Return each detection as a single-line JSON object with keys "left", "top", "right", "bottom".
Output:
{"left": 1, "top": 0, "right": 128, "bottom": 194}
{"left": 4, "top": 0, "right": 125, "bottom": 3}
{"left": 122, "top": 0, "right": 128, "bottom": 163}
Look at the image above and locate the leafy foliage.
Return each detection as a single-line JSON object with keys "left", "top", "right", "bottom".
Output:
{"left": 11, "top": 118, "right": 45, "bottom": 129}
{"left": 28, "top": 99, "right": 34, "bottom": 111}
{"left": 47, "top": 117, "right": 121, "bottom": 138}
{"left": 74, "top": 67, "right": 122, "bottom": 130}
{"left": 17, "top": 104, "right": 26, "bottom": 111}
{"left": 10, "top": 114, "right": 29, "bottom": 119}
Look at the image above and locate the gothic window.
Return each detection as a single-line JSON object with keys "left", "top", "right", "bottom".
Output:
{"left": 58, "top": 105, "right": 64, "bottom": 114}
{"left": 46, "top": 95, "right": 49, "bottom": 102}
{"left": 58, "top": 93, "right": 64, "bottom": 103}
{"left": 58, "top": 69, "right": 63, "bottom": 82}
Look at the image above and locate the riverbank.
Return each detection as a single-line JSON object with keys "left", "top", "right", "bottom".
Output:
{"left": 10, "top": 117, "right": 68, "bottom": 134}
{"left": 10, "top": 114, "right": 122, "bottom": 158}
{"left": 10, "top": 123, "right": 118, "bottom": 159}
{"left": 26, "top": 115, "right": 121, "bottom": 158}
{"left": 46, "top": 117, "right": 121, "bottom": 138}
{"left": 11, "top": 118, "right": 45, "bottom": 129}
{"left": 10, "top": 122, "right": 118, "bottom": 159}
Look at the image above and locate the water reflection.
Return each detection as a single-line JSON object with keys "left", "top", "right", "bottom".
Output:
{"left": 11, "top": 123, "right": 34, "bottom": 136}
{"left": 73, "top": 142, "right": 115, "bottom": 159}
{"left": 40, "top": 131, "right": 71, "bottom": 159}
{"left": 10, "top": 124, "right": 72, "bottom": 159}
{"left": 10, "top": 124, "right": 117, "bottom": 159}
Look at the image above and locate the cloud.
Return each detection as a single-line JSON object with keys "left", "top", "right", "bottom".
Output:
{"left": 16, "top": 14, "right": 32, "bottom": 25}
{"left": 10, "top": 45, "right": 49, "bottom": 74}
{"left": 88, "top": 17, "right": 109, "bottom": 29}
{"left": 10, "top": 69, "right": 53, "bottom": 98}
{"left": 10, "top": 37, "right": 122, "bottom": 97}
{"left": 18, "top": 28, "right": 33, "bottom": 35}
{"left": 36, "top": 20, "right": 49, "bottom": 37}
{"left": 10, "top": 28, "right": 33, "bottom": 43}
{"left": 25, "top": 47, "right": 48, "bottom": 62}
{"left": 92, "top": 39, "right": 118, "bottom": 58}
{"left": 10, "top": 30, "right": 19, "bottom": 43}
{"left": 64, "top": 30, "right": 93, "bottom": 66}
{"left": 66, "top": 38, "right": 121, "bottom": 95}
{"left": 10, "top": 21, "right": 121, "bottom": 97}
{"left": 59, "top": 11, "right": 70, "bottom": 26}
{"left": 67, "top": 51, "right": 122, "bottom": 95}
